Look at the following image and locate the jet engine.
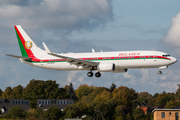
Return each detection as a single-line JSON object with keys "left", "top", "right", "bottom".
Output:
{"left": 97, "top": 62, "right": 115, "bottom": 72}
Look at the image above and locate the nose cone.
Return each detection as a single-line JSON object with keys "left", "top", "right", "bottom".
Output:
{"left": 170, "top": 57, "right": 177, "bottom": 64}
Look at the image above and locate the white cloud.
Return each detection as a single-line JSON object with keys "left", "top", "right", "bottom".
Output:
{"left": 162, "top": 12, "right": 180, "bottom": 48}
{"left": 0, "top": 0, "right": 113, "bottom": 30}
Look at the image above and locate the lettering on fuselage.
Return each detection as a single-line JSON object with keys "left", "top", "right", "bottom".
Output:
{"left": 119, "top": 53, "right": 140, "bottom": 56}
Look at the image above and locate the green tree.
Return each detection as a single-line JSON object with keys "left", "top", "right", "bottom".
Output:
{"left": 138, "top": 92, "right": 152, "bottom": 103}
{"left": 4, "top": 106, "right": 26, "bottom": 119}
{"left": 164, "top": 100, "right": 180, "bottom": 109}
{"left": 75, "top": 84, "right": 94, "bottom": 99}
{"left": 26, "top": 108, "right": 44, "bottom": 119}
{"left": 126, "top": 113, "right": 132, "bottom": 120}
{"left": 113, "top": 86, "right": 138, "bottom": 107}
{"left": 0, "top": 89, "right": 2, "bottom": 98}
{"left": 156, "top": 92, "right": 175, "bottom": 106}
{"left": 12, "top": 85, "right": 23, "bottom": 99}
{"left": 67, "top": 83, "right": 77, "bottom": 100}
{"left": 76, "top": 100, "right": 88, "bottom": 117}
{"left": 63, "top": 104, "right": 80, "bottom": 118}
{"left": 94, "top": 90, "right": 112, "bottom": 103}
{"left": 109, "top": 82, "right": 116, "bottom": 92}
{"left": 133, "top": 108, "right": 145, "bottom": 120}
{"left": 22, "top": 79, "right": 67, "bottom": 108}
{"left": 106, "top": 99, "right": 118, "bottom": 119}
{"left": 43, "top": 106, "right": 62, "bottom": 119}
{"left": 175, "top": 84, "right": 180, "bottom": 100}
{"left": 145, "top": 113, "right": 153, "bottom": 120}
{"left": 2, "top": 87, "right": 13, "bottom": 99}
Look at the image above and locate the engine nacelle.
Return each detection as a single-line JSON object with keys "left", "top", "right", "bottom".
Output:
{"left": 97, "top": 62, "right": 115, "bottom": 72}
{"left": 111, "top": 69, "right": 128, "bottom": 73}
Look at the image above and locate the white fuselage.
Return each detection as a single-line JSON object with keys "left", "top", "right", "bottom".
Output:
{"left": 21, "top": 50, "right": 177, "bottom": 72}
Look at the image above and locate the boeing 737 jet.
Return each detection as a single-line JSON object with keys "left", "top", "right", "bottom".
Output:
{"left": 5, "top": 25, "right": 177, "bottom": 77}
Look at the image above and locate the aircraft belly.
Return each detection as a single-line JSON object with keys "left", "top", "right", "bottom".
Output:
{"left": 114, "top": 59, "right": 170, "bottom": 69}
{"left": 33, "top": 62, "right": 84, "bottom": 71}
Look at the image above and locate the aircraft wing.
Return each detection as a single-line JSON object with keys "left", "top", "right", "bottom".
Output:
{"left": 4, "top": 54, "right": 32, "bottom": 60}
{"left": 42, "top": 42, "right": 98, "bottom": 69}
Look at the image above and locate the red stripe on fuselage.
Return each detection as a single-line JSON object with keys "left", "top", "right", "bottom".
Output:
{"left": 28, "top": 55, "right": 170, "bottom": 63}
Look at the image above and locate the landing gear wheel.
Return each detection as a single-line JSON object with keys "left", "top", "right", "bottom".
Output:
{"left": 87, "top": 72, "right": 93, "bottom": 77}
{"left": 158, "top": 71, "right": 162, "bottom": 74}
{"left": 95, "top": 72, "right": 101, "bottom": 77}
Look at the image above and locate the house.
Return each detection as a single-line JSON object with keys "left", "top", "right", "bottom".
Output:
{"left": 139, "top": 101, "right": 154, "bottom": 114}
{"left": 153, "top": 109, "right": 180, "bottom": 120}
{"left": 36, "top": 99, "right": 74, "bottom": 111}
{"left": 0, "top": 99, "right": 30, "bottom": 115}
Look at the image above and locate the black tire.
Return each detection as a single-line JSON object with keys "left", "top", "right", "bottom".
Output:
{"left": 158, "top": 71, "right": 162, "bottom": 74}
{"left": 87, "top": 72, "right": 93, "bottom": 77}
{"left": 95, "top": 72, "right": 101, "bottom": 77}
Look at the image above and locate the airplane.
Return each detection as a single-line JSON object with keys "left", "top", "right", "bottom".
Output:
{"left": 5, "top": 25, "right": 177, "bottom": 78}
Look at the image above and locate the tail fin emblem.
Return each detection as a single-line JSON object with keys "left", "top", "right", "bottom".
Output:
{"left": 25, "top": 41, "right": 33, "bottom": 49}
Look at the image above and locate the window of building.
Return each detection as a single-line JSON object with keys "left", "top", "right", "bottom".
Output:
{"left": 176, "top": 113, "right": 179, "bottom": 120}
{"left": 13, "top": 100, "right": 15, "bottom": 104}
{"left": 48, "top": 101, "right": 51, "bottom": 104}
{"left": 39, "top": 101, "right": 41, "bottom": 104}
{"left": 0, "top": 100, "right": 2, "bottom": 104}
{"left": 45, "top": 101, "right": 47, "bottom": 104}
{"left": 26, "top": 101, "right": 29, "bottom": 105}
{"left": 67, "top": 101, "right": 69, "bottom": 104}
{"left": 161, "top": 112, "right": 165, "bottom": 118}
{"left": 42, "top": 101, "right": 44, "bottom": 104}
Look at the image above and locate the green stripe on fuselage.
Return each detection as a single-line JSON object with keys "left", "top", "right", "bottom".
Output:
{"left": 25, "top": 57, "right": 168, "bottom": 63}
{"left": 15, "top": 28, "right": 28, "bottom": 57}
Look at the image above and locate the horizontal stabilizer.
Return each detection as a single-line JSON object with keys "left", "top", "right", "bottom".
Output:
{"left": 4, "top": 54, "right": 31, "bottom": 60}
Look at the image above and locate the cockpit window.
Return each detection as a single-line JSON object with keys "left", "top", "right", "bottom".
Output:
{"left": 162, "top": 55, "right": 170, "bottom": 57}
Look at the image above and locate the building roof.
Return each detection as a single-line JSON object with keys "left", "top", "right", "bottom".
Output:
{"left": 152, "top": 109, "right": 180, "bottom": 113}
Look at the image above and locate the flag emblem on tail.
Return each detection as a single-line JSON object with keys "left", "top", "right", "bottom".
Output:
{"left": 25, "top": 41, "right": 33, "bottom": 49}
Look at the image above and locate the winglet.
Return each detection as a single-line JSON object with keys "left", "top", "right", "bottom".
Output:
{"left": 42, "top": 42, "right": 52, "bottom": 54}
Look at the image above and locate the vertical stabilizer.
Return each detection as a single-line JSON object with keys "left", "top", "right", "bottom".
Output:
{"left": 14, "top": 25, "right": 45, "bottom": 58}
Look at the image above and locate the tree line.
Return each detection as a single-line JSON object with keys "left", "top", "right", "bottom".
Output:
{"left": 0, "top": 79, "right": 180, "bottom": 120}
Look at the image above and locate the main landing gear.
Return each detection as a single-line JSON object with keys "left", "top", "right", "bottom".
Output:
{"left": 87, "top": 71, "right": 101, "bottom": 78}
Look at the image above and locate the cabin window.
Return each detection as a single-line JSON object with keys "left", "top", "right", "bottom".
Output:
{"left": 162, "top": 55, "right": 170, "bottom": 57}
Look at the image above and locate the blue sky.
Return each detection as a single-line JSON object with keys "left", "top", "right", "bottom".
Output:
{"left": 0, "top": 0, "right": 180, "bottom": 94}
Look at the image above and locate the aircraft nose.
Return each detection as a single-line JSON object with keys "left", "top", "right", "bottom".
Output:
{"left": 171, "top": 57, "right": 177, "bottom": 64}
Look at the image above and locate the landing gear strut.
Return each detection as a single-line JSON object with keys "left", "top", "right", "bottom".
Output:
{"left": 158, "top": 71, "right": 162, "bottom": 74}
